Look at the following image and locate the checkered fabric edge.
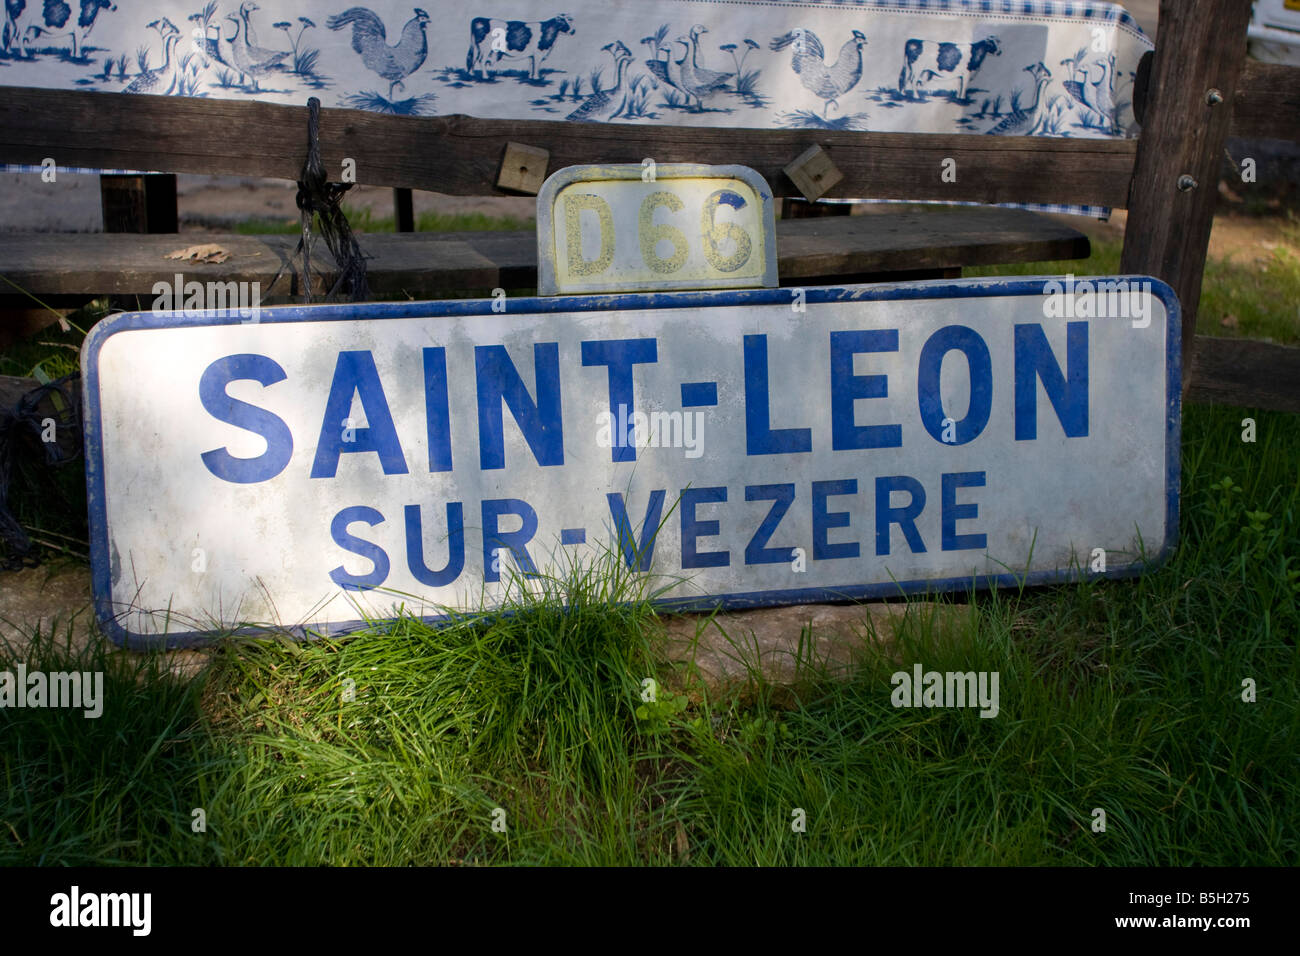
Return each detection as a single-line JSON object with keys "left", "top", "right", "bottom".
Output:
{"left": 3, "top": 165, "right": 156, "bottom": 175}
{"left": 824, "top": 197, "right": 1111, "bottom": 218}
{"left": 799, "top": 0, "right": 1148, "bottom": 39}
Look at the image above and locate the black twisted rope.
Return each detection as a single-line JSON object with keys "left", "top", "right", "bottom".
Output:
{"left": 269, "top": 97, "right": 370, "bottom": 303}
{"left": 0, "top": 373, "right": 83, "bottom": 569}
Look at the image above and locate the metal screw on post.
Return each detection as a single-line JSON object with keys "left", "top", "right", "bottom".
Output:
{"left": 1177, "top": 174, "right": 1198, "bottom": 192}
{"left": 1205, "top": 88, "right": 1223, "bottom": 105}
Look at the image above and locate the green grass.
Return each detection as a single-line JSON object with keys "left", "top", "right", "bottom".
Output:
{"left": 0, "top": 302, "right": 104, "bottom": 563}
{"left": 967, "top": 212, "right": 1300, "bottom": 346}
{"left": 2, "top": 212, "right": 1297, "bottom": 865}
{"left": 2, "top": 402, "right": 1296, "bottom": 865}
{"left": 234, "top": 207, "right": 535, "bottom": 235}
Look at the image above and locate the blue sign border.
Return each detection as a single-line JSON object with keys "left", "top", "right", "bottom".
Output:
{"left": 81, "top": 277, "right": 1181, "bottom": 649}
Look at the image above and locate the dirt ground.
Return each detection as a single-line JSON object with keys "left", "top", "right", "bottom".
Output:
{"left": 1048, "top": 205, "right": 1299, "bottom": 269}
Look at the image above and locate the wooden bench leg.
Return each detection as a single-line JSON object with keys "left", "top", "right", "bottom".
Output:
{"left": 100, "top": 173, "right": 177, "bottom": 233}
{"left": 394, "top": 187, "right": 414, "bottom": 232}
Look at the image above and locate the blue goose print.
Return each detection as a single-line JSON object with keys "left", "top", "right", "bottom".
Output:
{"left": 123, "top": 15, "right": 178, "bottom": 92}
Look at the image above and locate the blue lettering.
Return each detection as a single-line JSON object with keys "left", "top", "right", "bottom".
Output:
{"left": 582, "top": 338, "right": 658, "bottom": 462}
{"left": 1014, "top": 322, "right": 1089, "bottom": 440}
{"left": 476, "top": 343, "right": 564, "bottom": 470}
{"left": 941, "top": 471, "right": 987, "bottom": 552}
{"left": 481, "top": 498, "right": 540, "bottom": 581}
{"left": 607, "top": 490, "right": 666, "bottom": 571}
{"left": 812, "top": 479, "right": 860, "bottom": 560}
{"left": 328, "top": 505, "right": 389, "bottom": 590}
{"left": 310, "top": 351, "right": 408, "bottom": 479}
{"left": 681, "top": 486, "right": 729, "bottom": 568}
{"left": 917, "top": 326, "right": 993, "bottom": 446}
{"left": 423, "top": 347, "right": 453, "bottom": 472}
{"left": 198, "top": 353, "right": 293, "bottom": 484}
{"left": 830, "top": 330, "right": 902, "bottom": 450}
{"left": 404, "top": 502, "right": 465, "bottom": 586}
{"left": 744, "top": 483, "right": 796, "bottom": 565}
{"left": 875, "top": 475, "right": 927, "bottom": 555}
{"left": 744, "top": 335, "right": 811, "bottom": 455}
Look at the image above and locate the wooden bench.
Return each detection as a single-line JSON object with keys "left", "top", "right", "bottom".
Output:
{"left": 0, "top": 82, "right": 1097, "bottom": 323}
{"left": 0, "top": 205, "right": 1089, "bottom": 301}
{"left": 1, "top": 0, "right": 1298, "bottom": 413}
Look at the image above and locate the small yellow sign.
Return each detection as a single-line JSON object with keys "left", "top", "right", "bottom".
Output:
{"left": 537, "top": 164, "right": 777, "bottom": 295}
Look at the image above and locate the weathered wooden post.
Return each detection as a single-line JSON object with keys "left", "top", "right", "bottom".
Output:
{"left": 1120, "top": 0, "right": 1255, "bottom": 391}
{"left": 100, "top": 174, "right": 178, "bottom": 233}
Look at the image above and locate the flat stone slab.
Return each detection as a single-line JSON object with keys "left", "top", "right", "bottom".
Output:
{"left": 1, "top": 564, "right": 962, "bottom": 696}
{"left": 656, "top": 601, "right": 963, "bottom": 695}
{"left": 0, "top": 565, "right": 206, "bottom": 679}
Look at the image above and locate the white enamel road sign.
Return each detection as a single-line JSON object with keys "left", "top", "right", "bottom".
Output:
{"left": 82, "top": 278, "right": 1180, "bottom": 647}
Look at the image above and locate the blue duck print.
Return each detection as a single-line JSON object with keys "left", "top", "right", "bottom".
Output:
{"left": 1, "top": 1, "right": 18, "bottom": 52}
{"left": 565, "top": 39, "right": 631, "bottom": 121}
{"left": 221, "top": 10, "right": 285, "bottom": 89}
{"left": 1062, "top": 50, "right": 1117, "bottom": 132}
{"left": 187, "top": 2, "right": 224, "bottom": 70}
{"left": 770, "top": 27, "right": 867, "bottom": 117}
{"left": 646, "top": 35, "right": 722, "bottom": 112}
{"left": 235, "top": 1, "right": 284, "bottom": 65}
{"left": 986, "top": 62, "right": 1051, "bottom": 135}
{"left": 124, "top": 15, "right": 179, "bottom": 92}
{"left": 643, "top": 31, "right": 686, "bottom": 103}
{"left": 327, "top": 6, "right": 429, "bottom": 99}
{"left": 639, "top": 25, "right": 761, "bottom": 113}
{"left": 677, "top": 24, "right": 731, "bottom": 111}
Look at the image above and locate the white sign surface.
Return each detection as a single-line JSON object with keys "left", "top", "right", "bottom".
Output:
{"left": 82, "top": 279, "right": 1180, "bottom": 646}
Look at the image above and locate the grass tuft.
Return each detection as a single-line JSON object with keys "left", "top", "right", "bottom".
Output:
{"left": 1, "top": 403, "right": 1296, "bottom": 864}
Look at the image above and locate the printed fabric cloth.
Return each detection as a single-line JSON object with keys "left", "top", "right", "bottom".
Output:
{"left": 0, "top": 0, "right": 1153, "bottom": 217}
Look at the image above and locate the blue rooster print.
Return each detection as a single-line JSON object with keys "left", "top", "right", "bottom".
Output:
{"left": 770, "top": 27, "right": 867, "bottom": 117}
{"left": 327, "top": 6, "right": 429, "bottom": 99}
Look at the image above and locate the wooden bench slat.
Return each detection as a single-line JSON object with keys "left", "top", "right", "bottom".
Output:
{"left": 774, "top": 207, "right": 1088, "bottom": 278}
{"left": 0, "top": 86, "right": 1136, "bottom": 209}
{"left": 1231, "top": 60, "right": 1300, "bottom": 143}
{"left": 0, "top": 207, "right": 1088, "bottom": 298}
{"left": 1187, "top": 336, "right": 1300, "bottom": 415}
